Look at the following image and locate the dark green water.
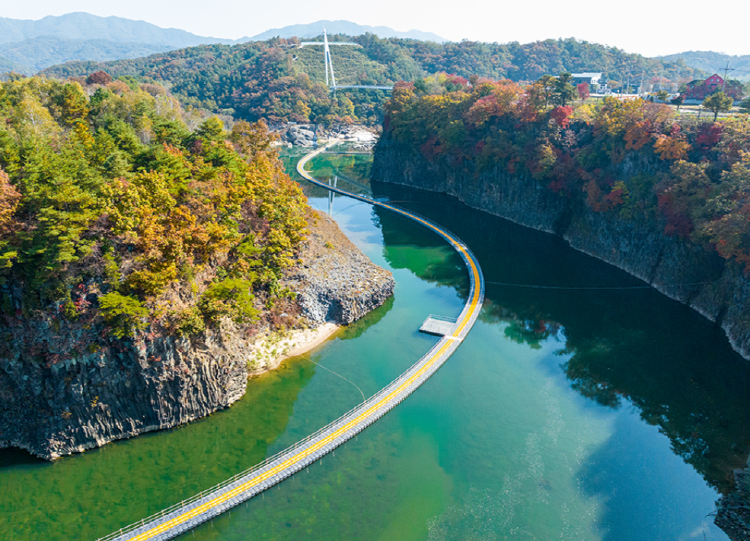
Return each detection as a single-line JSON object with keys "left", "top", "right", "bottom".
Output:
{"left": 2, "top": 149, "right": 749, "bottom": 541}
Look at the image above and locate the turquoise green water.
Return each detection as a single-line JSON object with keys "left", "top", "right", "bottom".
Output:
{"left": 2, "top": 149, "right": 749, "bottom": 540}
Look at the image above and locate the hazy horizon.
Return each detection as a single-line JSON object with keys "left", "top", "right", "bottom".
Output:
{"left": 1, "top": 2, "right": 749, "bottom": 58}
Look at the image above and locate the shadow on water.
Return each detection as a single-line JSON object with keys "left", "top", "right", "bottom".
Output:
{"left": 0, "top": 292, "right": 394, "bottom": 541}
{"left": 371, "top": 180, "right": 750, "bottom": 500}
{"left": 339, "top": 293, "right": 394, "bottom": 342}
{"left": 373, "top": 208, "right": 470, "bottom": 298}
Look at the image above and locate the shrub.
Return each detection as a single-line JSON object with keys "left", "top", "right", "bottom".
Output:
{"left": 199, "top": 278, "right": 259, "bottom": 324}
{"left": 99, "top": 292, "right": 148, "bottom": 338}
{"left": 173, "top": 307, "right": 206, "bottom": 336}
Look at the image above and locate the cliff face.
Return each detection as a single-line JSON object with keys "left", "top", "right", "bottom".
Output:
{"left": 0, "top": 211, "right": 394, "bottom": 460}
{"left": 373, "top": 131, "right": 750, "bottom": 361}
{"left": 717, "top": 463, "right": 750, "bottom": 541}
{"left": 286, "top": 213, "right": 395, "bottom": 326}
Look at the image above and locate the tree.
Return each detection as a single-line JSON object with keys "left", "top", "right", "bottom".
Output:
{"left": 671, "top": 94, "right": 684, "bottom": 111}
{"left": 577, "top": 82, "right": 590, "bottom": 101}
{"left": 740, "top": 97, "right": 750, "bottom": 114}
{"left": 703, "top": 92, "right": 734, "bottom": 121}
{"left": 537, "top": 74, "right": 557, "bottom": 109}
{"left": 550, "top": 106, "right": 573, "bottom": 129}
{"left": 553, "top": 72, "right": 577, "bottom": 107}
{"left": 657, "top": 90, "right": 669, "bottom": 103}
{"left": 86, "top": 71, "right": 112, "bottom": 85}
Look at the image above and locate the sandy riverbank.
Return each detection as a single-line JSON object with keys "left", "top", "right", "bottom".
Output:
{"left": 248, "top": 322, "right": 340, "bottom": 377}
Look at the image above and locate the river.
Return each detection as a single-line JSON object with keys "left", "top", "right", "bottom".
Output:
{"left": 2, "top": 147, "right": 749, "bottom": 541}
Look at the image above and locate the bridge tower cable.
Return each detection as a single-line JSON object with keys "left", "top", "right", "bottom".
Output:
{"left": 299, "top": 29, "right": 393, "bottom": 93}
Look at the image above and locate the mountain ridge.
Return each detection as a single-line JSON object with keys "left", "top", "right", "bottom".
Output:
{"left": 0, "top": 12, "right": 247, "bottom": 75}
{"left": 0, "top": 12, "right": 237, "bottom": 46}
{"left": 248, "top": 20, "right": 446, "bottom": 42}
{"left": 657, "top": 50, "right": 750, "bottom": 81}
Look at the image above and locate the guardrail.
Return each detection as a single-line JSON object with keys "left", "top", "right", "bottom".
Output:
{"left": 426, "top": 314, "right": 458, "bottom": 323}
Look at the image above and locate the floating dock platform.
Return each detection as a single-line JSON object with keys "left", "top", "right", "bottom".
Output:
{"left": 419, "top": 315, "right": 458, "bottom": 336}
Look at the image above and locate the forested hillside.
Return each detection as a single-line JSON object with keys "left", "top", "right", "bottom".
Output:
{"left": 381, "top": 76, "right": 750, "bottom": 270}
{"left": 41, "top": 35, "right": 704, "bottom": 125}
{"left": 0, "top": 76, "right": 308, "bottom": 344}
{"left": 659, "top": 51, "right": 750, "bottom": 82}
{"left": 0, "top": 37, "right": 175, "bottom": 75}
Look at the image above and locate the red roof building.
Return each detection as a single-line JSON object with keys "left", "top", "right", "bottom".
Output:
{"left": 682, "top": 74, "right": 744, "bottom": 101}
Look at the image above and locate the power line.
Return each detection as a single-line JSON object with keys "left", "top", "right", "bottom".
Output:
{"left": 300, "top": 352, "right": 366, "bottom": 404}
{"left": 485, "top": 279, "right": 721, "bottom": 291}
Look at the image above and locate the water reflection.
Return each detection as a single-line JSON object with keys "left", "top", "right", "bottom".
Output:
{"left": 0, "top": 275, "right": 396, "bottom": 541}
{"left": 371, "top": 181, "right": 750, "bottom": 510}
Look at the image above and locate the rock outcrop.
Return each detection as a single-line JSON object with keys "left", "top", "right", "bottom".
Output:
{"left": 0, "top": 211, "right": 394, "bottom": 459}
{"left": 286, "top": 213, "right": 394, "bottom": 325}
{"left": 717, "top": 463, "right": 750, "bottom": 541}
{"left": 372, "top": 130, "right": 750, "bottom": 361}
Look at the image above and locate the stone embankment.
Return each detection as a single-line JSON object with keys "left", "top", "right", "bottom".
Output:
{"left": 372, "top": 131, "right": 750, "bottom": 361}
{"left": 0, "top": 211, "right": 394, "bottom": 460}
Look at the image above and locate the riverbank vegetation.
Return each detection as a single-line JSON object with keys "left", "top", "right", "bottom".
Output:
{"left": 38, "top": 36, "right": 705, "bottom": 126}
{"left": 0, "top": 76, "right": 308, "bottom": 344}
{"left": 382, "top": 74, "right": 750, "bottom": 271}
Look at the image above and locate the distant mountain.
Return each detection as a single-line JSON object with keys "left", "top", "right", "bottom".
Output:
{"left": 0, "top": 12, "right": 245, "bottom": 75}
{"left": 657, "top": 50, "right": 750, "bottom": 81}
{"left": 249, "top": 20, "right": 446, "bottom": 43}
{"left": 0, "top": 36, "right": 176, "bottom": 74}
{"left": 0, "top": 12, "right": 236, "bottom": 47}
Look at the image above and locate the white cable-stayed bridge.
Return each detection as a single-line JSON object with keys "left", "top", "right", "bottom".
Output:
{"left": 299, "top": 29, "right": 393, "bottom": 93}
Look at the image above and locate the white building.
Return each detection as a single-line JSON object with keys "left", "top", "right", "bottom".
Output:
{"left": 570, "top": 73, "right": 603, "bottom": 91}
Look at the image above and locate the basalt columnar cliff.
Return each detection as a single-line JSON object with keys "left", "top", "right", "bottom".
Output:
{"left": 0, "top": 211, "right": 393, "bottom": 460}
{"left": 372, "top": 79, "right": 750, "bottom": 361}
{"left": 0, "top": 76, "right": 393, "bottom": 459}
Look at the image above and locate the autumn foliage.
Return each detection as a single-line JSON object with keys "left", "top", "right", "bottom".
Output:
{"left": 0, "top": 76, "right": 309, "bottom": 341}
{"left": 384, "top": 74, "right": 750, "bottom": 271}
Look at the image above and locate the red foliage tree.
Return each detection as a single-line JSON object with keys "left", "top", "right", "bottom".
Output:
{"left": 86, "top": 71, "right": 113, "bottom": 85}
{"left": 577, "top": 82, "right": 590, "bottom": 101}
{"left": 549, "top": 106, "right": 573, "bottom": 129}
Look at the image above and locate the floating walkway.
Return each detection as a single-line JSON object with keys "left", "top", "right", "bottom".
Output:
{"left": 97, "top": 141, "right": 485, "bottom": 541}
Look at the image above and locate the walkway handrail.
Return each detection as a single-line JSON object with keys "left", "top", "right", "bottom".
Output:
{"left": 426, "top": 314, "right": 458, "bottom": 323}
{"left": 333, "top": 85, "right": 393, "bottom": 91}
{"left": 96, "top": 140, "right": 484, "bottom": 541}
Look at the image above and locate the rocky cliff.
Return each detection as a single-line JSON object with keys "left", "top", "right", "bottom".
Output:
{"left": 0, "top": 211, "right": 394, "bottom": 460}
{"left": 373, "top": 131, "right": 750, "bottom": 361}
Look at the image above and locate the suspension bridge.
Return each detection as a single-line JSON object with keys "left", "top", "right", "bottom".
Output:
{"left": 95, "top": 141, "right": 484, "bottom": 541}
{"left": 299, "top": 29, "right": 393, "bottom": 93}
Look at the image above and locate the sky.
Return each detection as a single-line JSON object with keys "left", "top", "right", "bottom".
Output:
{"left": 2, "top": 0, "right": 750, "bottom": 58}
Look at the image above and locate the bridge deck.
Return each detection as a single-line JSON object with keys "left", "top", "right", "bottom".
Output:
{"left": 333, "top": 84, "right": 393, "bottom": 91}
{"left": 98, "top": 140, "right": 485, "bottom": 541}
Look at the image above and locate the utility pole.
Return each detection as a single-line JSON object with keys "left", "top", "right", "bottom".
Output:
{"left": 721, "top": 62, "right": 731, "bottom": 91}
{"left": 640, "top": 71, "right": 645, "bottom": 95}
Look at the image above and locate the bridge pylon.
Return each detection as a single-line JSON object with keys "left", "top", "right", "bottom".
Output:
{"left": 299, "top": 29, "right": 393, "bottom": 94}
